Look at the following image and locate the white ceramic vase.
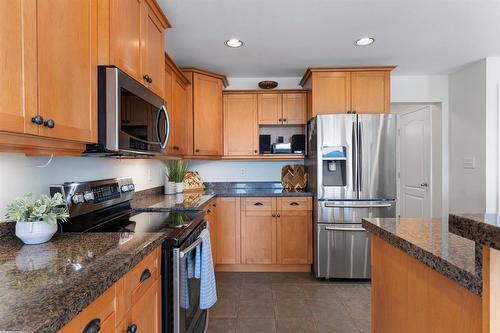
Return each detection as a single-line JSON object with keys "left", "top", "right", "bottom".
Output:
{"left": 175, "top": 182, "right": 184, "bottom": 193}
{"left": 164, "top": 181, "right": 176, "bottom": 195}
{"left": 15, "top": 221, "right": 57, "bottom": 245}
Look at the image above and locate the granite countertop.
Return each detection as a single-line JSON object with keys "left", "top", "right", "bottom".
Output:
{"left": 203, "top": 182, "right": 312, "bottom": 197}
{"left": 0, "top": 231, "right": 167, "bottom": 332}
{"left": 362, "top": 217, "right": 482, "bottom": 295}
{"left": 132, "top": 191, "right": 215, "bottom": 211}
{"left": 449, "top": 213, "right": 500, "bottom": 251}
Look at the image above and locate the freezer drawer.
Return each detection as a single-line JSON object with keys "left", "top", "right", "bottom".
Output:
{"left": 317, "top": 200, "right": 396, "bottom": 223}
{"left": 315, "top": 223, "right": 370, "bottom": 279}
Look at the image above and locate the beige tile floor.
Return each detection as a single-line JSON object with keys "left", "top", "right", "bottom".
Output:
{"left": 208, "top": 272, "right": 371, "bottom": 333}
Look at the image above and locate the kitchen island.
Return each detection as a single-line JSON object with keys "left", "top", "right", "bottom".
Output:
{"left": 362, "top": 217, "right": 484, "bottom": 332}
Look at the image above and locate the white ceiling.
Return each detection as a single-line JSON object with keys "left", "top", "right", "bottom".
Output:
{"left": 157, "top": 0, "right": 500, "bottom": 77}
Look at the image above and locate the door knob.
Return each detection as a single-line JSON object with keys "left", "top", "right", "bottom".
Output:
{"left": 43, "top": 119, "right": 55, "bottom": 128}
{"left": 420, "top": 182, "right": 428, "bottom": 187}
{"left": 31, "top": 115, "right": 44, "bottom": 125}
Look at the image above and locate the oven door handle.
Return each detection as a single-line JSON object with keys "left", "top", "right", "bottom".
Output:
{"left": 179, "top": 236, "right": 202, "bottom": 258}
{"left": 156, "top": 105, "right": 170, "bottom": 150}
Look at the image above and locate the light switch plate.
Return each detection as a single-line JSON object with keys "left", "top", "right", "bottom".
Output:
{"left": 463, "top": 157, "right": 476, "bottom": 169}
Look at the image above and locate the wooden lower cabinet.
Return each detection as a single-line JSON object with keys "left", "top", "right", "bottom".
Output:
{"left": 215, "top": 196, "right": 312, "bottom": 272}
{"left": 59, "top": 247, "right": 161, "bottom": 333}
{"left": 371, "top": 235, "right": 481, "bottom": 333}
{"left": 203, "top": 199, "right": 218, "bottom": 264}
{"left": 214, "top": 197, "right": 241, "bottom": 264}
{"left": 241, "top": 210, "right": 277, "bottom": 264}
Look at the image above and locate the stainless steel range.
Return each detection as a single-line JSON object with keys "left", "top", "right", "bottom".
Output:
{"left": 50, "top": 177, "right": 210, "bottom": 333}
{"left": 306, "top": 114, "right": 397, "bottom": 279}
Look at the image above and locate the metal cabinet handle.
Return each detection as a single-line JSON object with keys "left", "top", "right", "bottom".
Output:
{"left": 44, "top": 119, "right": 55, "bottom": 128}
{"left": 276, "top": 214, "right": 280, "bottom": 217}
{"left": 253, "top": 202, "right": 263, "bottom": 206}
{"left": 289, "top": 202, "right": 299, "bottom": 206}
{"left": 173, "top": 146, "right": 179, "bottom": 150}
{"left": 31, "top": 115, "right": 44, "bottom": 125}
{"left": 278, "top": 118, "right": 283, "bottom": 122}
{"left": 325, "top": 226, "right": 366, "bottom": 232}
{"left": 207, "top": 209, "right": 211, "bottom": 214}
{"left": 195, "top": 149, "right": 200, "bottom": 153}
{"left": 282, "top": 118, "right": 287, "bottom": 122}
{"left": 139, "top": 268, "right": 151, "bottom": 283}
{"left": 324, "top": 203, "right": 392, "bottom": 208}
{"left": 82, "top": 318, "right": 101, "bottom": 333}
{"left": 126, "top": 324, "right": 138, "bottom": 333}
{"left": 272, "top": 214, "right": 276, "bottom": 217}
{"left": 143, "top": 74, "right": 152, "bottom": 83}
{"left": 212, "top": 203, "right": 217, "bottom": 207}
{"left": 420, "top": 182, "right": 428, "bottom": 187}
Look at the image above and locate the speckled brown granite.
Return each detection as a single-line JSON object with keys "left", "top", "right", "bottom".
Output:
{"left": 204, "top": 182, "right": 313, "bottom": 197}
{"left": 0, "top": 221, "right": 14, "bottom": 239}
{"left": 362, "top": 217, "right": 482, "bottom": 295}
{"left": 0, "top": 231, "right": 167, "bottom": 333}
{"left": 132, "top": 191, "right": 215, "bottom": 211}
{"left": 449, "top": 213, "right": 500, "bottom": 251}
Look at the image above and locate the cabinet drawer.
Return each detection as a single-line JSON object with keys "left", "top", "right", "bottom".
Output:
{"left": 280, "top": 197, "right": 312, "bottom": 211}
{"left": 125, "top": 247, "right": 160, "bottom": 303}
{"left": 58, "top": 285, "right": 115, "bottom": 333}
{"left": 243, "top": 197, "right": 275, "bottom": 211}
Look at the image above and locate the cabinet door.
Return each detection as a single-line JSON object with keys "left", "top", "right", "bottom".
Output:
{"left": 37, "top": 0, "right": 97, "bottom": 143}
{"left": 241, "top": 210, "right": 277, "bottom": 264}
{"left": 110, "top": 0, "right": 142, "bottom": 82}
{"left": 277, "top": 210, "right": 312, "bottom": 264}
{"left": 164, "top": 64, "right": 174, "bottom": 153}
{"left": 214, "top": 198, "right": 240, "bottom": 264}
{"left": 171, "top": 75, "right": 188, "bottom": 154}
{"left": 131, "top": 279, "right": 161, "bottom": 333}
{"left": 282, "top": 93, "right": 307, "bottom": 125}
{"left": 0, "top": 0, "right": 37, "bottom": 135}
{"left": 224, "top": 94, "right": 258, "bottom": 156}
{"left": 193, "top": 73, "right": 223, "bottom": 156}
{"left": 312, "top": 72, "right": 351, "bottom": 115}
{"left": 204, "top": 202, "right": 217, "bottom": 263}
{"left": 142, "top": 1, "right": 165, "bottom": 97}
{"left": 257, "top": 93, "right": 282, "bottom": 124}
{"left": 351, "top": 71, "right": 390, "bottom": 113}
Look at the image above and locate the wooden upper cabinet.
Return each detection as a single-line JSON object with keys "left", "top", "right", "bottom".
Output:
{"left": 258, "top": 94, "right": 282, "bottom": 125}
{"left": 351, "top": 71, "right": 390, "bottom": 114}
{"left": 0, "top": 0, "right": 37, "bottom": 135}
{"left": 214, "top": 197, "right": 241, "bottom": 265}
{"left": 282, "top": 93, "right": 307, "bottom": 124}
{"left": 300, "top": 67, "right": 395, "bottom": 118}
{"left": 104, "top": 0, "right": 170, "bottom": 92}
{"left": 109, "top": 0, "right": 142, "bottom": 82}
{"left": 142, "top": 1, "right": 164, "bottom": 97}
{"left": 241, "top": 210, "right": 277, "bottom": 264}
{"left": 312, "top": 72, "right": 351, "bottom": 115}
{"left": 37, "top": 0, "right": 97, "bottom": 142}
{"left": 182, "top": 69, "right": 228, "bottom": 156}
{"left": 171, "top": 75, "right": 188, "bottom": 154}
{"left": 224, "top": 94, "right": 258, "bottom": 156}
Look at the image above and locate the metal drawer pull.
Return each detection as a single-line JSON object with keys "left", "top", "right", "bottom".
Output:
{"left": 325, "top": 227, "right": 367, "bottom": 232}
{"left": 289, "top": 202, "right": 300, "bottom": 206}
{"left": 82, "top": 318, "right": 101, "bottom": 333}
{"left": 180, "top": 237, "right": 203, "bottom": 258}
{"left": 126, "top": 324, "right": 138, "bottom": 333}
{"left": 324, "top": 203, "right": 392, "bottom": 208}
{"left": 253, "top": 202, "right": 263, "bottom": 206}
{"left": 139, "top": 268, "right": 151, "bottom": 282}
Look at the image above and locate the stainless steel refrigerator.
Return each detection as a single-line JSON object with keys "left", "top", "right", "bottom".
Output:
{"left": 306, "top": 114, "right": 397, "bottom": 279}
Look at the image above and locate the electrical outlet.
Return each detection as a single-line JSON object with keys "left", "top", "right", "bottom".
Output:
{"left": 240, "top": 168, "right": 246, "bottom": 177}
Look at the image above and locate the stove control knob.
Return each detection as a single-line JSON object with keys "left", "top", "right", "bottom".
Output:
{"left": 71, "top": 193, "right": 85, "bottom": 204}
{"left": 83, "top": 191, "right": 94, "bottom": 202}
{"left": 121, "top": 185, "right": 130, "bottom": 193}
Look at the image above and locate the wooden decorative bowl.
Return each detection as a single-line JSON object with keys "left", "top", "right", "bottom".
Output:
{"left": 258, "top": 80, "right": 278, "bottom": 89}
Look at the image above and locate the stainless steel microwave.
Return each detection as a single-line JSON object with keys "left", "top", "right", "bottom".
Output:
{"left": 85, "top": 66, "right": 170, "bottom": 156}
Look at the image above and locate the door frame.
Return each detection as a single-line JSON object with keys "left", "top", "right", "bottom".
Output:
{"left": 393, "top": 104, "right": 435, "bottom": 218}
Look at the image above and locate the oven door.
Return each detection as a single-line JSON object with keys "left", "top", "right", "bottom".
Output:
{"left": 100, "top": 66, "right": 170, "bottom": 155}
{"left": 172, "top": 224, "right": 209, "bottom": 333}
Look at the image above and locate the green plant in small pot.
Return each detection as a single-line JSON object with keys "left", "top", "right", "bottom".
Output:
{"left": 165, "top": 160, "right": 189, "bottom": 193}
{"left": 6, "top": 193, "right": 69, "bottom": 245}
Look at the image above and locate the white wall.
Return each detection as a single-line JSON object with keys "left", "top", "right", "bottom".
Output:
{"left": 189, "top": 160, "right": 300, "bottom": 182}
{"left": 449, "top": 60, "right": 487, "bottom": 213}
{"left": 0, "top": 153, "right": 165, "bottom": 217}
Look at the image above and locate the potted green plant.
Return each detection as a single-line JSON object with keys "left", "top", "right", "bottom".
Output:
{"left": 5, "top": 193, "right": 69, "bottom": 245}
{"left": 165, "top": 160, "right": 189, "bottom": 193}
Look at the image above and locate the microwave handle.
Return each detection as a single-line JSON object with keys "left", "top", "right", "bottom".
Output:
{"left": 156, "top": 105, "right": 170, "bottom": 150}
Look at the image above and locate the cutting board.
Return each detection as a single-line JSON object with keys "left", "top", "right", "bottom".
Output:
{"left": 281, "top": 165, "right": 307, "bottom": 191}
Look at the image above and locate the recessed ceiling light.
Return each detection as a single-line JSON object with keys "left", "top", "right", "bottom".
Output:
{"left": 225, "top": 38, "right": 244, "bottom": 48}
{"left": 354, "top": 37, "right": 375, "bottom": 46}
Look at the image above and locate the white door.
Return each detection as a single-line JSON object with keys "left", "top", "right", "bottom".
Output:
{"left": 398, "top": 106, "right": 432, "bottom": 218}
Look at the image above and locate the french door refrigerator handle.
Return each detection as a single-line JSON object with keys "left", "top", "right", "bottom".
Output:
{"left": 325, "top": 226, "right": 367, "bottom": 232}
{"left": 324, "top": 203, "right": 392, "bottom": 208}
{"left": 358, "top": 121, "right": 363, "bottom": 192}
{"left": 352, "top": 120, "right": 357, "bottom": 192}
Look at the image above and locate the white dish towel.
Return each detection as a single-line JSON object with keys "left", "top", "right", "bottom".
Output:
{"left": 194, "top": 228, "right": 218, "bottom": 309}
